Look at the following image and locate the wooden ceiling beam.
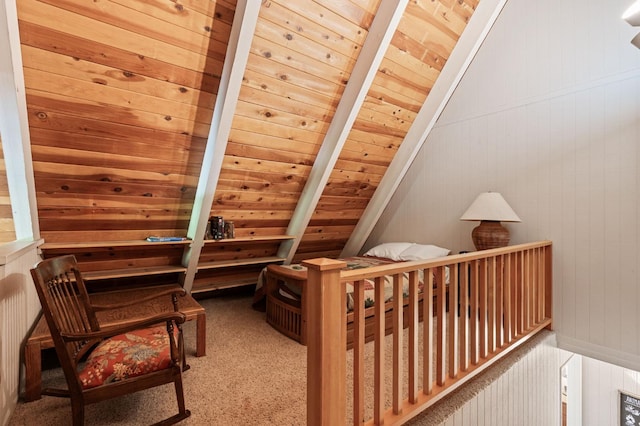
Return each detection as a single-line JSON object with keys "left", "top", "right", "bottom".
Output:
{"left": 278, "top": 0, "right": 410, "bottom": 264}
{"left": 340, "top": 0, "right": 510, "bottom": 257}
{"left": 181, "top": 0, "right": 261, "bottom": 292}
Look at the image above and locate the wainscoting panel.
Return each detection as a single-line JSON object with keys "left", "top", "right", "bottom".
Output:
{"left": 582, "top": 356, "right": 640, "bottom": 426}
{"left": 407, "top": 332, "right": 569, "bottom": 426}
{"left": 0, "top": 245, "right": 41, "bottom": 425}
{"left": 446, "top": 333, "right": 564, "bottom": 426}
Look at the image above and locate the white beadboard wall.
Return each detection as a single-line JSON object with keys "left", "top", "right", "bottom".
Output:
{"left": 0, "top": 245, "right": 41, "bottom": 426}
{"left": 582, "top": 355, "right": 640, "bottom": 426}
{"left": 368, "top": 0, "right": 640, "bottom": 371}
{"left": 430, "top": 332, "right": 569, "bottom": 426}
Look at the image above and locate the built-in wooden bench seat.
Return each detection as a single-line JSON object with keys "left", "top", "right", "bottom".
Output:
{"left": 23, "top": 284, "right": 206, "bottom": 402}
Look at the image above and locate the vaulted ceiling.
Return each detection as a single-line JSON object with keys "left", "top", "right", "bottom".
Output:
{"left": 15, "top": 0, "right": 498, "bottom": 265}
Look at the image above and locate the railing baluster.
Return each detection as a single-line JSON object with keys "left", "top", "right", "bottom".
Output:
{"left": 504, "top": 253, "right": 513, "bottom": 344}
{"left": 373, "top": 276, "right": 385, "bottom": 424}
{"left": 511, "top": 254, "right": 517, "bottom": 338}
{"left": 544, "top": 245, "right": 553, "bottom": 322}
{"left": 436, "top": 266, "right": 447, "bottom": 386}
{"left": 460, "top": 261, "right": 470, "bottom": 372}
{"left": 527, "top": 249, "right": 533, "bottom": 330}
{"left": 498, "top": 256, "right": 502, "bottom": 344}
{"left": 423, "top": 267, "right": 434, "bottom": 395}
{"left": 353, "top": 279, "right": 365, "bottom": 426}
{"left": 538, "top": 247, "right": 544, "bottom": 322}
{"left": 470, "top": 260, "right": 479, "bottom": 365}
{"left": 392, "top": 273, "right": 403, "bottom": 414}
{"left": 526, "top": 250, "right": 536, "bottom": 324}
{"left": 479, "top": 258, "right": 488, "bottom": 358}
{"left": 408, "top": 271, "right": 419, "bottom": 404}
{"left": 448, "top": 263, "right": 459, "bottom": 379}
{"left": 518, "top": 251, "right": 525, "bottom": 334}
{"left": 532, "top": 249, "right": 537, "bottom": 326}
{"left": 488, "top": 257, "right": 496, "bottom": 353}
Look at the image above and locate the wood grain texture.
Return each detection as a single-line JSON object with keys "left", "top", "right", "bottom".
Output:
{"left": 299, "top": 0, "right": 474, "bottom": 260}
{"left": 18, "top": 0, "right": 228, "bottom": 242}
{"left": 13, "top": 0, "right": 476, "bottom": 277}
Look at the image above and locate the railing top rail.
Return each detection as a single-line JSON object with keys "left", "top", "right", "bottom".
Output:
{"left": 340, "top": 240, "right": 552, "bottom": 282}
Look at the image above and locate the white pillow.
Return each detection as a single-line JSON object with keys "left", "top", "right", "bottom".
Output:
{"left": 363, "top": 242, "right": 414, "bottom": 261}
{"left": 398, "top": 244, "right": 450, "bottom": 261}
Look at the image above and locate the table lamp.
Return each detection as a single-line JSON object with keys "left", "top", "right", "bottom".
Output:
{"left": 460, "top": 192, "right": 521, "bottom": 250}
{"left": 623, "top": 0, "right": 640, "bottom": 48}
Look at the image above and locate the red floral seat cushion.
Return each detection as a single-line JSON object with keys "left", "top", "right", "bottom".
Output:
{"left": 78, "top": 325, "right": 173, "bottom": 389}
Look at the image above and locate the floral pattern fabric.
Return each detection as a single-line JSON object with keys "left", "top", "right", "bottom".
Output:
{"left": 78, "top": 325, "right": 172, "bottom": 389}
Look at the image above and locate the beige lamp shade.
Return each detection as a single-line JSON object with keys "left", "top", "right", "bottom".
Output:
{"left": 623, "top": 1, "right": 640, "bottom": 49}
{"left": 460, "top": 192, "right": 521, "bottom": 223}
{"left": 623, "top": 0, "right": 640, "bottom": 26}
{"left": 460, "top": 192, "right": 520, "bottom": 250}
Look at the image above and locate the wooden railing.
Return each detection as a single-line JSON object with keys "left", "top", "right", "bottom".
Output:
{"left": 304, "top": 241, "right": 552, "bottom": 426}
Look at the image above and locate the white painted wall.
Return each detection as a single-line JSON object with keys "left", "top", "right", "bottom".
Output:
{"left": 414, "top": 316, "right": 637, "bottom": 426}
{"left": 582, "top": 355, "right": 640, "bottom": 426}
{"left": 560, "top": 354, "right": 584, "bottom": 426}
{"left": 367, "top": 0, "right": 640, "bottom": 372}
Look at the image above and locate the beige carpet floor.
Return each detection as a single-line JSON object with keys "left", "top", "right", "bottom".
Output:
{"left": 8, "top": 289, "right": 551, "bottom": 426}
{"left": 9, "top": 289, "right": 309, "bottom": 425}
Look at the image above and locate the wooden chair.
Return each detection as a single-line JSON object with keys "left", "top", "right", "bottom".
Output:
{"left": 30, "top": 255, "right": 191, "bottom": 425}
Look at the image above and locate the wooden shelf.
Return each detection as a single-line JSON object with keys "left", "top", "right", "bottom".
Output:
{"left": 201, "top": 235, "right": 294, "bottom": 244}
{"left": 191, "top": 277, "right": 259, "bottom": 294}
{"left": 196, "top": 256, "right": 285, "bottom": 271}
{"left": 37, "top": 235, "right": 294, "bottom": 291}
{"left": 40, "top": 239, "right": 191, "bottom": 250}
{"left": 194, "top": 235, "right": 292, "bottom": 290}
{"left": 83, "top": 265, "right": 187, "bottom": 281}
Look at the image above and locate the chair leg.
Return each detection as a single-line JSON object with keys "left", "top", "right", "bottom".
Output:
{"left": 150, "top": 374, "right": 191, "bottom": 426}
{"left": 71, "top": 399, "right": 85, "bottom": 426}
{"left": 177, "top": 324, "right": 189, "bottom": 371}
{"left": 174, "top": 374, "right": 189, "bottom": 416}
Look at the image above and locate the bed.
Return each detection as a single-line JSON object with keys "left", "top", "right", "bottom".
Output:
{"left": 255, "top": 242, "right": 451, "bottom": 348}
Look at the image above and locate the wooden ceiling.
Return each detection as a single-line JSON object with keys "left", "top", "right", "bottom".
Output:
{"left": 16, "top": 0, "right": 481, "bottom": 263}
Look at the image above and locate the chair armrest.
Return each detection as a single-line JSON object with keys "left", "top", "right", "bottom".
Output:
{"left": 61, "top": 312, "right": 186, "bottom": 341}
{"left": 90, "top": 286, "right": 187, "bottom": 311}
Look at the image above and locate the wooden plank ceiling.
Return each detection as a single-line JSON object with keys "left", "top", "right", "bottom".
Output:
{"left": 16, "top": 0, "right": 478, "bottom": 263}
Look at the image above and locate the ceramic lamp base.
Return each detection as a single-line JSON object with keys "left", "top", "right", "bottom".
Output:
{"left": 472, "top": 220, "right": 510, "bottom": 250}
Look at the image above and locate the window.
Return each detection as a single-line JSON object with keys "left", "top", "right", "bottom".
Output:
{"left": 0, "top": 135, "right": 16, "bottom": 243}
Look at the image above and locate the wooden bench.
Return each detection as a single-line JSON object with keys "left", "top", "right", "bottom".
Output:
{"left": 23, "top": 284, "right": 206, "bottom": 402}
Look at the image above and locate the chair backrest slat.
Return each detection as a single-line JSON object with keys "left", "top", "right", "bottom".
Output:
{"left": 31, "top": 255, "right": 100, "bottom": 371}
{"left": 56, "top": 274, "right": 90, "bottom": 334}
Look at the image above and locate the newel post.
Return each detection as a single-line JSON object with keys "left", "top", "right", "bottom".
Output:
{"left": 303, "top": 257, "right": 347, "bottom": 426}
